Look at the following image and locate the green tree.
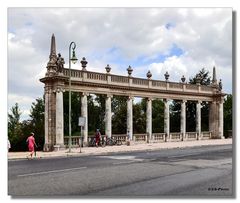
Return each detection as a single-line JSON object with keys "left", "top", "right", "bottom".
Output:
{"left": 133, "top": 101, "right": 146, "bottom": 133}
{"left": 29, "top": 97, "right": 45, "bottom": 149}
{"left": 224, "top": 94, "right": 232, "bottom": 137}
{"left": 63, "top": 92, "right": 81, "bottom": 136}
{"left": 189, "top": 68, "right": 211, "bottom": 85}
{"left": 112, "top": 96, "right": 127, "bottom": 134}
{"left": 8, "top": 103, "right": 23, "bottom": 151}
{"left": 170, "top": 100, "right": 181, "bottom": 132}
{"left": 152, "top": 99, "right": 164, "bottom": 133}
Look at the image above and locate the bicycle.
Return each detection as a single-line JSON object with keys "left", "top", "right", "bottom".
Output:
{"left": 104, "top": 137, "right": 122, "bottom": 146}
{"left": 89, "top": 137, "right": 105, "bottom": 147}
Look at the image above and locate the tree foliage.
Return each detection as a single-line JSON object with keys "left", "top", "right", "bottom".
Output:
{"left": 8, "top": 98, "right": 45, "bottom": 151}
{"left": 224, "top": 94, "right": 232, "bottom": 137}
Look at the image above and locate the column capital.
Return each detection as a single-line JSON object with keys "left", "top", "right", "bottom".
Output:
{"left": 197, "top": 100, "right": 202, "bottom": 104}
{"left": 128, "top": 95, "right": 134, "bottom": 100}
{"left": 82, "top": 92, "right": 89, "bottom": 96}
{"left": 182, "top": 99, "right": 187, "bottom": 103}
{"left": 106, "top": 94, "right": 113, "bottom": 98}
{"left": 163, "top": 98, "right": 170, "bottom": 103}
{"left": 53, "top": 87, "right": 65, "bottom": 93}
{"left": 147, "top": 97, "right": 152, "bottom": 101}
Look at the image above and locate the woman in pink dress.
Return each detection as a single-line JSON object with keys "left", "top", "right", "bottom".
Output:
{"left": 26, "top": 132, "right": 37, "bottom": 159}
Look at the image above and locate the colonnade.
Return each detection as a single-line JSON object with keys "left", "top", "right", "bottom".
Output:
{"left": 47, "top": 91, "right": 224, "bottom": 148}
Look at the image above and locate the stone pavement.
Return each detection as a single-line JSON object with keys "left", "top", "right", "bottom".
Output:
{"left": 8, "top": 138, "right": 232, "bottom": 160}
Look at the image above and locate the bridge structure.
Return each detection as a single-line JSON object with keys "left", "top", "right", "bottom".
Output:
{"left": 40, "top": 34, "right": 225, "bottom": 151}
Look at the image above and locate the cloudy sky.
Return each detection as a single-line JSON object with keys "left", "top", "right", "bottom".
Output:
{"left": 8, "top": 8, "right": 232, "bottom": 120}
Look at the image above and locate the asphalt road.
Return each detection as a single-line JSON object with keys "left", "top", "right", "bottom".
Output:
{"left": 8, "top": 144, "right": 233, "bottom": 197}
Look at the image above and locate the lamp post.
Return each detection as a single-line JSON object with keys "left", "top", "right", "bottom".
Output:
{"left": 68, "top": 42, "right": 78, "bottom": 152}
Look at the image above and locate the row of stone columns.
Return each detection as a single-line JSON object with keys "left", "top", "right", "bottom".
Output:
{"left": 48, "top": 91, "right": 224, "bottom": 149}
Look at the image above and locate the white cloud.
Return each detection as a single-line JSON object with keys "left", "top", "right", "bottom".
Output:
{"left": 8, "top": 8, "right": 232, "bottom": 119}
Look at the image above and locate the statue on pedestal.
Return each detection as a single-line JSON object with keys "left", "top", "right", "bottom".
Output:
{"left": 56, "top": 53, "right": 65, "bottom": 73}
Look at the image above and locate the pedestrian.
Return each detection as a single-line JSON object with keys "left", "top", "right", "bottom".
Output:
{"left": 95, "top": 129, "right": 101, "bottom": 147}
{"left": 8, "top": 139, "right": 11, "bottom": 152}
{"left": 26, "top": 132, "right": 37, "bottom": 159}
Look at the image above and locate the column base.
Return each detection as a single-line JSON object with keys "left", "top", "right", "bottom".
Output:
{"left": 43, "top": 143, "right": 54, "bottom": 152}
{"left": 83, "top": 141, "right": 88, "bottom": 147}
{"left": 53, "top": 144, "right": 65, "bottom": 151}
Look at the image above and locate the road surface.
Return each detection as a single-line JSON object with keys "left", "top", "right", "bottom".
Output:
{"left": 8, "top": 144, "right": 233, "bottom": 197}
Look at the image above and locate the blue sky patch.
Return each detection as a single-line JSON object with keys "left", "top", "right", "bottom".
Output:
{"left": 165, "top": 22, "right": 175, "bottom": 30}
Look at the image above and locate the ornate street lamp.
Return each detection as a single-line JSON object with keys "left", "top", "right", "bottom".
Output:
{"left": 69, "top": 42, "right": 78, "bottom": 152}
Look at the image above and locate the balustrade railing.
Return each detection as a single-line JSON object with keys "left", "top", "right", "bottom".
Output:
{"left": 112, "top": 134, "right": 127, "bottom": 144}
{"left": 201, "top": 131, "right": 212, "bottom": 139}
{"left": 62, "top": 68, "right": 214, "bottom": 94}
{"left": 133, "top": 133, "right": 147, "bottom": 142}
{"left": 170, "top": 132, "right": 182, "bottom": 141}
{"left": 132, "top": 78, "right": 149, "bottom": 86}
{"left": 169, "top": 82, "right": 183, "bottom": 89}
{"left": 152, "top": 133, "right": 166, "bottom": 142}
{"left": 87, "top": 72, "right": 107, "bottom": 81}
{"left": 186, "top": 132, "right": 198, "bottom": 140}
{"left": 64, "top": 136, "right": 81, "bottom": 146}
{"left": 152, "top": 80, "right": 166, "bottom": 88}
{"left": 64, "top": 131, "right": 211, "bottom": 147}
{"left": 111, "top": 75, "right": 129, "bottom": 83}
{"left": 185, "top": 84, "right": 198, "bottom": 90}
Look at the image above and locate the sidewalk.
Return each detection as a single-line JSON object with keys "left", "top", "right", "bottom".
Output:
{"left": 8, "top": 138, "right": 232, "bottom": 160}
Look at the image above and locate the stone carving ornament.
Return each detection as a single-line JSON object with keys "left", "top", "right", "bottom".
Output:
{"left": 56, "top": 53, "right": 65, "bottom": 73}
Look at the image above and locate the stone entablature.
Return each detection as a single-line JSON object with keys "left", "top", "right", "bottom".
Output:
{"left": 41, "top": 68, "right": 222, "bottom": 103}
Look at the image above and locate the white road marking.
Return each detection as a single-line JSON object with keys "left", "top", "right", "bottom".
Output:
{"left": 18, "top": 167, "right": 87, "bottom": 177}
{"left": 99, "top": 155, "right": 144, "bottom": 165}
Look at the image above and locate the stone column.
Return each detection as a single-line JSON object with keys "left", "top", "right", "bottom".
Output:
{"left": 146, "top": 98, "right": 152, "bottom": 141}
{"left": 105, "top": 94, "right": 112, "bottom": 138}
{"left": 196, "top": 100, "right": 201, "bottom": 140}
{"left": 81, "top": 92, "right": 88, "bottom": 146}
{"left": 55, "top": 87, "right": 64, "bottom": 148}
{"left": 44, "top": 89, "right": 49, "bottom": 151}
{"left": 218, "top": 99, "right": 224, "bottom": 139}
{"left": 209, "top": 101, "right": 217, "bottom": 138}
{"left": 181, "top": 100, "right": 186, "bottom": 141}
{"left": 164, "top": 99, "right": 170, "bottom": 141}
{"left": 127, "top": 96, "right": 133, "bottom": 140}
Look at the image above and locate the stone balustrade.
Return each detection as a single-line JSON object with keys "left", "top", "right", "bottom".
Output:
{"left": 62, "top": 69, "right": 214, "bottom": 94}
{"left": 64, "top": 131, "right": 212, "bottom": 147}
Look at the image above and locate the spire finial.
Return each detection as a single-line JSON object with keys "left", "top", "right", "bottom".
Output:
{"left": 49, "top": 33, "right": 56, "bottom": 60}
{"left": 212, "top": 66, "right": 217, "bottom": 84}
